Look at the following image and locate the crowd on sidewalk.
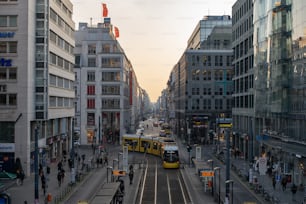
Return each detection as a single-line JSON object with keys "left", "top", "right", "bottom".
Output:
{"left": 230, "top": 152, "right": 306, "bottom": 204}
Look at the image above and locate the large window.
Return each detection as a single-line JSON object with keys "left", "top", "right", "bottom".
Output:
{"left": 87, "top": 112, "right": 95, "bottom": 126}
{"left": 102, "top": 99, "right": 120, "bottom": 109}
{"left": 102, "top": 72, "right": 120, "bottom": 81}
{"left": 88, "top": 58, "right": 96, "bottom": 67}
{"left": 88, "top": 44, "right": 96, "bottom": 54}
{"left": 87, "top": 71, "right": 95, "bottom": 81}
{"left": 0, "top": 93, "right": 17, "bottom": 106}
{"left": 87, "top": 98, "right": 95, "bottom": 109}
{"left": 0, "top": 41, "right": 17, "bottom": 53}
{"left": 0, "top": 122, "right": 14, "bottom": 143}
{"left": 87, "top": 85, "right": 95, "bottom": 95}
{"left": 101, "top": 57, "right": 121, "bottom": 67}
{"left": 0, "top": 67, "right": 17, "bottom": 80}
{"left": 102, "top": 85, "right": 120, "bottom": 95}
{"left": 0, "top": 15, "right": 17, "bottom": 27}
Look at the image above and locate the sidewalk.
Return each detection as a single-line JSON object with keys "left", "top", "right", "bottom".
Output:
{"left": 6, "top": 146, "right": 95, "bottom": 204}
{"left": 231, "top": 156, "right": 305, "bottom": 204}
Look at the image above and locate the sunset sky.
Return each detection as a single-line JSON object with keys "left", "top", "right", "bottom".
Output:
{"left": 71, "top": 0, "right": 236, "bottom": 102}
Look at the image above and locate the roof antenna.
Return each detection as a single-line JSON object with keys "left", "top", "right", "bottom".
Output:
{"left": 90, "top": 17, "right": 92, "bottom": 27}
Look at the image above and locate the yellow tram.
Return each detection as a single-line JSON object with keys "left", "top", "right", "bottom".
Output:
{"left": 122, "top": 134, "right": 180, "bottom": 169}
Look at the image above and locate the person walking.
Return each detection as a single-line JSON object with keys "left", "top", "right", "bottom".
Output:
{"left": 281, "top": 175, "right": 287, "bottom": 191}
{"left": 41, "top": 173, "right": 46, "bottom": 195}
{"left": 272, "top": 176, "right": 276, "bottom": 190}
{"left": 57, "top": 171, "right": 62, "bottom": 187}
{"left": 129, "top": 170, "right": 134, "bottom": 185}
{"left": 291, "top": 183, "right": 297, "bottom": 201}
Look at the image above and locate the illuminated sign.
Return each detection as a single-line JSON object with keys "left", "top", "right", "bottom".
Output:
{"left": 112, "top": 170, "right": 126, "bottom": 176}
{"left": 201, "top": 171, "right": 214, "bottom": 177}
{"left": 0, "top": 32, "right": 15, "bottom": 38}
{"left": 219, "top": 123, "right": 232, "bottom": 128}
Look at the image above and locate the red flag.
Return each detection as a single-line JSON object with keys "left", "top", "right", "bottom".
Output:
{"left": 102, "top": 3, "right": 108, "bottom": 17}
{"left": 114, "top": 26, "right": 119, "bottom": 38}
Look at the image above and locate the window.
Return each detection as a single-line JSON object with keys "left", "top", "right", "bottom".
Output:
{"left": 87, "top": 71, "right": 95, "bottom": 81}
{"left": 87, "top": 98, "right": 95, "bottom": 109}
{"left": 50, "top": 9, "right": 57, "bottom": 22}
{"left": 50, "top": 52, "right": 56, "bottom": 65}
{"left": 0, "top": 41, "right": 17, "bottom": 53}
{"left": 50, "top": 74, "right": 56, "bottom": 86}
{"left": 88, "top": 44, "right": 96, "bottom": 54}
{"left": 102, "top": 44, "right": 111, "bottom": 53}
{"left": 102, "top": 85, "right": 120, "bottom": 95}
{"left": 49, "top": 96, "right": 56, "bottom": 107}
{"left": 87, "top": 112, "right": 95, "bottom": 126}
{"left": 0, "top": 15, "right": 17, "bottom": 27}
{"left": 88, "top": 58, "right": 96, "bottom": 67}
{"left": 0, "top": 93, "right": 17, "bottom": 106}
{"left": 102, "top": 72, "right": 120, "bottom": 81}
{"left": 101, "top": 57, "right": 121, "bottom": 67}
{"left": 87, "top": 85, "right": 95, "bottom": 95}
{"left": 203, "top": 70, "right": 211, "bottom": 80}
{"left": 192, "top": 69, "right": 200, "bottom": 80}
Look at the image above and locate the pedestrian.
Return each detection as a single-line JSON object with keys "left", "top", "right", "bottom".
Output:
{"left": 57, "top": 171, "right": 62, "bottom": 187}
{"left": 129, "top": 170, "right": 134, "bottom": 185}
{"left": 272, "top": 176, "right": 276, "bottom": 190}
{"left": 104, "top": 155, "right": 108, "bottom": 166}
{"left": 57, "top": 160, "right": 62, "bottom": 171}
{"left": 129, "top": 164, "right": 134, "bottom": 172}
{"left": 46, "top": 165, "right": 50, "bottom": 181}
{"left": 281, "top": 175, "right": 287, "bottom": 191}
{"left": 16, "top": 169, "right": 24, "bottom": 186}
{"left": 96, "top": 157, "right": 100, "bottom": 168}
{"left": 291, "top": 183, "right": 297, "bottom": 201}
{"left": 41, "top": 173, "right": 46, "bottom": 195}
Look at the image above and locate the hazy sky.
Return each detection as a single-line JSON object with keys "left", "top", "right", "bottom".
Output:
{"left": 71, "top": 0, "right": 236, "bottom": 102}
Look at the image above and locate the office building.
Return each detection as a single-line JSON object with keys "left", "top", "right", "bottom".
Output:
{"left": 0, "top": 0, "right": 75, "bottom": 175}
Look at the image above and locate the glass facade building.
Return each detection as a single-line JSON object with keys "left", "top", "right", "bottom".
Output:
{"left": 253, "top": 0, "right": 306, "bottom": 185}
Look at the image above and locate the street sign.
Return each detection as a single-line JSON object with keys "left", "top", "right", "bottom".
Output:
{"left": 200, "top": 171, "right": 214, "bottom": 177}
{"left": 112, "top": 170, "right": 126, "bottom": 176}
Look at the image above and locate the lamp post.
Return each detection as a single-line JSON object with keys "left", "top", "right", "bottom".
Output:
{"left": 208, "top": 159, "right": 214, "bottom": 196}
{"left": 214, "top": 167, "right": 221, "bottom": 204}
{"left": 118, "top": 152, "right": 123, "bottom": 169}
{"left": 225, "top": 180, "right": 234, "bottom": 204}
{"left": 107, "top": 166, "right": 113, "bottom": 183}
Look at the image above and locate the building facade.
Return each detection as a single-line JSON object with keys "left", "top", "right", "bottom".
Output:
{"left": 232, "top": 0, "right": 254, "bottom": 161}
{"left": 74, "top": 20, "right": 141, "bottom": 146}
{"left": 0, "top": 0, "right": 75, "bottom": 175}
{"left": 168, "top": 16, "right": 234, "bottom": 145}
{"left": 252, "top": 0, "right": 306, "bottom": 186}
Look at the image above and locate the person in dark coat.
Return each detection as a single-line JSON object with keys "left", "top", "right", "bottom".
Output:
{"left": 129, "top": 170, "right": 134, "bottom": 185}
{"left": 41, "top": 173, "right": 46, "bottom": 195}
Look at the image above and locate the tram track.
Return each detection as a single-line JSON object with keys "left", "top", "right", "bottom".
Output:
{"left": 139, "top": 155, "right": 191, "bottom": 204}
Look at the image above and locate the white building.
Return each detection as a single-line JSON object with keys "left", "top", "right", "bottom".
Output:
{"left": 0, "top": 0, "right": 75, "bottom": 175}
{"left": 74, "top": 20, "right": 137, "bottom": 145}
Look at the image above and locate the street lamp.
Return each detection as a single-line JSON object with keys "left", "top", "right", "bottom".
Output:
{"left": 214, "top": 167, "right": 221, "bottom": 204}
{"left": 225, "top": 180, "right": 234, "bottom": 204}
{"left": 107, "top": 166, "right": 113, "bottom": 183}
{"left": 207, "top": 159, "right": 214, "bottom": 196}
{"left": 118, "top": 152, "right": 123, "bottom": 169}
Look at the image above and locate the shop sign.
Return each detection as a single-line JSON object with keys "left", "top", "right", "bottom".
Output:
{"left": 0, "top": 58, "right": 12, "bottom": 67}
{"left": 0, "top": 143, "right": 15, "bottom": 152}
{"left": 0, "top": 32, "right": 15, "bottom": 38}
